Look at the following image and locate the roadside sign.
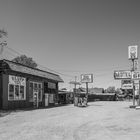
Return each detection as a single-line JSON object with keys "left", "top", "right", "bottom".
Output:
{"left": 132, "top": 71, "right": 140, "bottom": 80}
{"left": 121, "top": 80, "right": 133, "bottom": 89}
{"left": 114, "top": 70, "right": 131, "bottom": 79}
{"left": 128, "top": 45, "right": 138, "bottom": 60}
{"left": 81, "top": 74, "right": 93, "bottom": 83}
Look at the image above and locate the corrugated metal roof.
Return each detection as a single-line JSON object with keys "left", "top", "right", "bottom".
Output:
{"left": 2, "top": 59, "right": 63, "bottom": 82}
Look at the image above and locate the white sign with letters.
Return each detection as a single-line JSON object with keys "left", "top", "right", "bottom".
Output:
{"left": 81, "top": 74, "right": 93, "bottom": 83}
{"left": 128, "top": 45, "right": 138, "bottom": 60}
{"left": 132, "top": 71, "right": 140, "bottom": 80}
{"left": 9, "top": 75, "right": 26, "bottom": 86}
{"left": 121, "top": 80, "right": 133, "bottom": 89}
{"left": 114, "top": 70, "right": 131, "bottom": 79}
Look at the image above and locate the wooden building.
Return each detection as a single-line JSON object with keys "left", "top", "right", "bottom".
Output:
{"left": 0, "top": 59, "right": 63, "bottom": 109}
{"left": 58, "top": 91, "right": 73, "bottom": 104}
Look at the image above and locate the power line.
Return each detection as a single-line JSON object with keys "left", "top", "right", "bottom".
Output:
{"left": 2, "top": 45, "right": 131, "bottom": 79}
{"left": 4, "top": 45, "right": 75, "bottom": 78}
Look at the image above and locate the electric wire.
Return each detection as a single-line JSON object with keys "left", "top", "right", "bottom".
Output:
{"left": 1, "top": 45, "right": 131, "bottom": 82}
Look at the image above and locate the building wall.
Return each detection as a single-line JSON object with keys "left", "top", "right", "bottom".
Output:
{"left": 1, "top": 72, "right": 59, "bottom": 109}
{"left": 0, "top": 73, "right": 2, "bottom": 108}
{"left": 2, "top": 74, "right": 8, "bottom": 109}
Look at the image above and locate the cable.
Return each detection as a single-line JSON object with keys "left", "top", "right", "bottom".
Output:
{"left": 4, "top": 45, "right": 76, "bottom": 78}
{"left": 2, "top": 45, "right": 131, "bottom": 80}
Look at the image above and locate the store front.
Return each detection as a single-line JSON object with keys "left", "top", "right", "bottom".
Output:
{"left": 0, "top": 59, "right": 63, "bottom": 109}
{"left": 44, "top": 82, "right": 58, "bottom": 106}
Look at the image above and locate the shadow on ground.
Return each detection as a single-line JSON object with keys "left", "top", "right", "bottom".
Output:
{"left": 0, "top": 104, "right": 71, "bottom": 117}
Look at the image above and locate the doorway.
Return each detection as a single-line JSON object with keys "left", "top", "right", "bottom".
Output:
{"left": 33, "top": 92, "right": 39, "bottom": 108}
{"left": 45, "top": 94, "right": 49, "bottom": 106}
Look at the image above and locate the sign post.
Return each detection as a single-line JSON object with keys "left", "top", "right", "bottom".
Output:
{"left": 114, "top": 45, "right": 139, "bottom": 108}
{"left": 81, "top": 74, "right": 93, "bottom": 104}
{"left": 114, "top": 70, "right": 131, "bottom": 80}
{"left": 128, "top": 45, "right": 138, "bottom": 108}
{"left": 139, "top": 80, "right": 140, "bottom": 106}
{"left": 69, "top": 77, "right": 81, "bottom": 106}
{"left": 121, "top": 80, "right": 133, "bottom": 90}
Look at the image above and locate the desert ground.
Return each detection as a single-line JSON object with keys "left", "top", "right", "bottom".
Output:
{"left": 0, "top": 101, "right": 140, "bottom": 140}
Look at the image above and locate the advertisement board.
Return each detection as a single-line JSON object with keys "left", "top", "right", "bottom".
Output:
{"left": 114, "top": 70, "right": 131, "bottom": 79}
{"left": 128, "top": 45, "right": 138, "bottom": 60}
{"left": 121, "top": 80, "right": 133, "bottom": 89}
{"left": 81, "top": 74, "right": 93, "bottom": 83}
{"left": 9, "top": 75, "right": 26, "bottom": 86}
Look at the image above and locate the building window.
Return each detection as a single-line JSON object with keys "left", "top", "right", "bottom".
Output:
{"left": 15, "top": 85, "right": 19, "bottom": 100}
{"left": 9, "top": 84, "right": 14, "bottom": 100}
{"left": 8, "top": 75, "right": 26, "bottom": 101}
{"left": 20, "top": 85, "right": 25, "bottom": 99}
{"left": 29, "top": 82, "right": 33, "bottom": 102}
{"left": 29, "top": 81, "right": 42, "bottom": 102}
{"left": 49, "top": 94, "right": 54, "bottom": 103}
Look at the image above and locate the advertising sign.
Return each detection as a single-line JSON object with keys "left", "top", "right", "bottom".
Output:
{"left": 114, "top": 70, "right": 131, "bottom": 79}
{"left": 48, "top": 82, "right": 56, "bottom": 89}
{"left": 128, "top": 45, "right": 138, "bottom": 60}
{"left": 121, "top": 80, "right": 133, "bottom": 89}
{"left": 132, "top": 71, "right": 140, "bottom": 80}
{"left": 81, "top": 74, "right": 93, "bottom": 83}
{"left": 9, "top": 75, "right": 26, "bottom": 86}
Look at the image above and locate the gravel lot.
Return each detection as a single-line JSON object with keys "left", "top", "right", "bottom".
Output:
{"left": 0, "top": 101, "right": 140, "bottom": 140}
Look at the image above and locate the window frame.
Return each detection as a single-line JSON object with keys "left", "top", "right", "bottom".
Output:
{"left": 8, "top": 83, "right": 26, "bottom": 101}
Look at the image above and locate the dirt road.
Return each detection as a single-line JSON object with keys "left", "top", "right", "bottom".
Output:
{"left": 0, "top": 101, "right": 140, "bottom": 140}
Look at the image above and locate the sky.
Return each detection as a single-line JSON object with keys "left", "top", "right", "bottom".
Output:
{"left": 0, "top": 0, "right": 140, "bottom": 90}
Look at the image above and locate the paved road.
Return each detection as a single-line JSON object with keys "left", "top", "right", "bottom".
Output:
{"left": 0, "top": 101, "right": 140, "bottom": 140}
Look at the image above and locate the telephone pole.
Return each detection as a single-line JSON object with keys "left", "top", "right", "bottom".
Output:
{"left": 0, "top": 41, "right": 7, "bottom": 59}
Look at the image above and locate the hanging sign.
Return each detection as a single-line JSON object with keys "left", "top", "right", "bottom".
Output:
{"left": 81, "top": 74, "right": 93, "bottom": 83}
{"left": 114, "top": 70, "right": 131, "bottom": 79}
{"left": 121, "top": 80, "right": 133, "bottom": 89}
{"left": 128, "top": 45, "right": 138, "bottom": 60}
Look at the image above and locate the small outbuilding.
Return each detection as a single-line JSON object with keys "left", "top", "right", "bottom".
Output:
{"left": 0, "top": 59, "right": 63, "bottom": 109}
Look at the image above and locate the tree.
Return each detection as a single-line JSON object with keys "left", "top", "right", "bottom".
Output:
{"left": 105, "top": 86, "right": 116, "bottom": 93}
{"left": 12, "top": 55, "right": 37, "bottom": 68}
{"left": 115, "top": 88, "right": 122, "bottom": 94}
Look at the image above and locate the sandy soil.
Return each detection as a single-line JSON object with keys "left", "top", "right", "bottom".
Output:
{"left": 0, "top": 101, "right": 140, "bottom": 140}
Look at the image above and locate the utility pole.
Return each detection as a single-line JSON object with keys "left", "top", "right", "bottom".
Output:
{"left": 0, "top": 41, "right": 7, "bottom": 59}
{"left": 132, "top": 59, "right": 135, "bottom": 107}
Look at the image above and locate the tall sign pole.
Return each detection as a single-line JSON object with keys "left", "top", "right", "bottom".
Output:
{"left": 81, "top": 74, "right": 93, "bottom": 104}
{"left": 132, "top": 59, "right": 135, "bottom": 106}
{"left": 114, "top": 46, "right": 139, "bottom": 108}
{"left": 139, "top": 80, "right": 140, "bottom": 106}
{"left": 128, "top": 45, "right": 138, "bottom": 108}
